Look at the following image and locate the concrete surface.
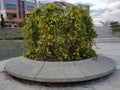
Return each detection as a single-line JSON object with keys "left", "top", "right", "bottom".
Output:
{"left": 94, "top": 38, "right": 120, "bottom": 43}
{"left": 0, "top": 38, "right": 120, "bottom": 90}
{"left": 0, "top": 59, "right": 11, "bottom": 72}
{"left": 94, "top": 26, "right": 113, "bottom": 38}
{"left": 4, "top": 55, "right": 116, "bottom": 82}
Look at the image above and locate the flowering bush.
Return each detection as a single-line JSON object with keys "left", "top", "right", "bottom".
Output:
{"left": 22, "top": 2, "right": 97, "bottom": 61}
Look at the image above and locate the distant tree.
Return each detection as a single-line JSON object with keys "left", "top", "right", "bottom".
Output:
{"left": 110, "top": 21, "right": 120, "bottom": 27}
{"left": 99, "top": 19, "right": 111, "bottom": 27}
{"left": 1, "top": 14, "right": 5, "bottom": 28}
{"left": 110, "top": 21, "right": 120, "bottom": 31}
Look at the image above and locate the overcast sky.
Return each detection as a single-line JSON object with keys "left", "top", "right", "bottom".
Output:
{"left": 39, "top": 0, "right": 120, "bottom": 26}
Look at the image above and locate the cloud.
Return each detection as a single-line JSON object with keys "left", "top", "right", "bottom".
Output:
{"left": 107, "top": 1, "right": 120, "bottom": 10}
{"left": 89, "top": 1, "right": 120, "bottom": 25}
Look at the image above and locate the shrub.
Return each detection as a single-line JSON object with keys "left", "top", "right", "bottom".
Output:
{"left": 110, "top": 21, "right": 120, "bottom": 31}
{"left": 22, "top": 2, "right": 97, "bottom": 61}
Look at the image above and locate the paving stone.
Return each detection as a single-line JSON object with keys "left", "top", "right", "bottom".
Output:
{"left": 36, "top": 62, "right": 86, "bottom": 82}
{"left": 74, "top": 57, "right": 116, "bottom": 80}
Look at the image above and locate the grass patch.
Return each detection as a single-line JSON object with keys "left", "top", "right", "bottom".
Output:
{"left": 0, "top": 40, "right": 26, "bottom": 61}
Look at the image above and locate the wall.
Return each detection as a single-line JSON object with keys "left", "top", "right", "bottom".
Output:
{"left": 112, "top": 31, "right": 120, "bottom": 38}
{"left": 0, "top": 27, "right": 23, "bottom": 40}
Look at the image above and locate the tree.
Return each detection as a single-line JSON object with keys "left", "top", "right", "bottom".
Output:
{"left": 22, "top": 2, "right": 97, "bottom": 61}
{"left": 99, "top": 19, "right": 111, "bottom": 27}
{"left": 110, "top": 21, "right": 120, "bottom": 31}
{"left": 110, "top": 21, "right": 119, "bottom": 27}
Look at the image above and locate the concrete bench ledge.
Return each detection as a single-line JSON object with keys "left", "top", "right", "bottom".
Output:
{"left": 4, "top": 55, "right": 116, "bottom": 82}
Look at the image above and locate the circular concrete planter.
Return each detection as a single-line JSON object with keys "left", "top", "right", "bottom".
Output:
{"left": 5, "top": 55, "right": 116, "bottom": 82}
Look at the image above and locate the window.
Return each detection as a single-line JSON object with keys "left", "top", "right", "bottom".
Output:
{"left": 7, "top": 13, "right": 17, "bottom": 19}
{"left": 6, "top": 4, "right": 16, "bottom": 10}
{"left": 26, "top": 6, "right": 34, "bottom": 11}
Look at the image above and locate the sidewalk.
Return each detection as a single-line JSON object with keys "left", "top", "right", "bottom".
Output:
{"left": 0, "top": 41, "right": 120, "bottom": 90}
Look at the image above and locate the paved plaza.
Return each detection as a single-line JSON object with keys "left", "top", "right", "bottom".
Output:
{"left": 0, "top": 38, "right": 120, "bottom": 90}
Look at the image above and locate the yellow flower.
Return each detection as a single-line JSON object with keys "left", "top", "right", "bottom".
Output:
{"left": 46, "top": 48, "right": 48, "bottom": 52}
{"left": 35, "top": 48, "right": 39, "bottom": 52}
{"left": 70, "top": 13, "right": 73, "bottom": 17}
{"left": 42, "top": 34, "right": 46, "bottom": 38}
{"left": 77, "top": 53, "right": 79, "bottom": 56}
{"left": 63, "top": 53, "right": 68, "bottom": 59}
{"left": 47, "top": 42, "right": 52, "bottom": 45}
{"left": 73, "top": 53, "right": 75, "bottom": 55}
{"left": 59, "top": 47, "right": 62, "bottom": 51}
{"left": 83, "top": 7, "right": 87, "bottom": 11}
{"left": 48, "top": 35, "right": 53, "bottom": 39}
{"left": 58, "top": 57, "right": 63, "bottom": 62}
{"left": 38, "top": 41, "right": 42, "bottom": 45}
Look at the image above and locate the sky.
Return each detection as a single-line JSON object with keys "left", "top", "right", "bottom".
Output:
{"left": 39, "top": 0, "right": 120, "bottom": 26}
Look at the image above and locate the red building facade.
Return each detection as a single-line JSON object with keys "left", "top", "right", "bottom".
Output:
{"left": 0, "top": 0, "right": 37, "bottom": 24}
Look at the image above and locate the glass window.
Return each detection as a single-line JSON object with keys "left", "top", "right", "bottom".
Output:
{"left": 26, "top": 6, "right": 34, "bottom": 11}
{"left": 7, "top": 13, "right": 17, "bottom": 18}
{"left": 6, "top": 4, "right": 16, "bottom": 10}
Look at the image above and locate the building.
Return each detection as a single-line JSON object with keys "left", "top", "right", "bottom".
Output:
{"left": 26, "top": 0, "right": 37, "bottom": 16}
{"left": 37, "top": 1, "right": 47, "bottom": 8}
{"left": 0, "top": 0, "right": 37, "bottom": 26}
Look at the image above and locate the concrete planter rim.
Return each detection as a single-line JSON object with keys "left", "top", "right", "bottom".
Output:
{"left": 5, "top": 55, "right": 116, "bottom": 82}
{"left": 22, "top": 55, "right": 94, "bottom": 62}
